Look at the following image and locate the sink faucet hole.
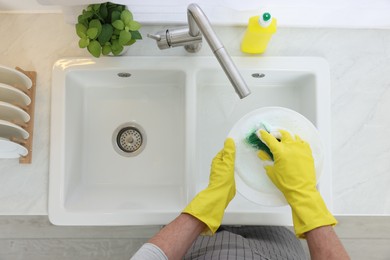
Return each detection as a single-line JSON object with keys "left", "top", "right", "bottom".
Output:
{"left": 252, "top": 73, "right": 265, "bottom": 78}
{"left": 112, "top": 123, "right": 146, "bottom": 157}
{"left": 117, "top": 72, "right": 132, "bottom": 78}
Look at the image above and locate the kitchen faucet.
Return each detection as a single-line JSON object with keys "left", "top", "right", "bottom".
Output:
{"left": 147, "top": 3, "right": 251, "bottom": 99}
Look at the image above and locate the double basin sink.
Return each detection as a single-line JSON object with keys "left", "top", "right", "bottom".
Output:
{"left": 49, "top": 56, "right": 332, "bottom": 225}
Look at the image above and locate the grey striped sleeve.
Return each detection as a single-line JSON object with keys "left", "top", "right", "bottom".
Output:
{"left": 130, "top": 243, "right": 168, "bottom": 260}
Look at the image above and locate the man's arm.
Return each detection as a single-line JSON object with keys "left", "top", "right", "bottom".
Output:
{"left": 259, "top": 130, "right": 350, "bottom": 259}
{"left": 148, "top": 213, "right": 205, "bottom": 260}
{"left": 306, "top": 225, "right": 349, "bottom": 260}
{"left": 131, "top": 139, "right": 236, "bottom": 259}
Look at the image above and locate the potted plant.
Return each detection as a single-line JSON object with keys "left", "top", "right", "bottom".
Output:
{"left": 75, "top": 2, "right": 142, "bottom": 57}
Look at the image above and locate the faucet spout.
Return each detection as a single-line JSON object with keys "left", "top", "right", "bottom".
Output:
{"left": 187, "top": 4, "right": 251, "bottom": 99}
{"left": 147, "top": 3, "right": 251, "bottom": 99}
{"left": 187, "top": 4, "right": 222, "bottom": 53}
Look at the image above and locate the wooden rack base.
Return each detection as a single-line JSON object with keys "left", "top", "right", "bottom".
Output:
{"left": 16, "top": 67, "right": 36, "bottom": 164}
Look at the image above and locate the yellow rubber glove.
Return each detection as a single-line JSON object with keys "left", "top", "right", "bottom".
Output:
{"left": 258, "top": 129, "right": 337, "bottom": 238}
{"left": 183, "top": 138, "right": 236, "bottom": 235}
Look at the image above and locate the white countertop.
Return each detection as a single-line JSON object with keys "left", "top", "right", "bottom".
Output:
{"left": 0, "top": 13, "right": 390, "bottom": 215}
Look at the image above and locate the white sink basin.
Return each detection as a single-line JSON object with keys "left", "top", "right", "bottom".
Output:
{"left": 49, "top": 56, "right": 332, "bottom": 225}
{"left": 192, "top": 58, "right": 332, "bottom": 224}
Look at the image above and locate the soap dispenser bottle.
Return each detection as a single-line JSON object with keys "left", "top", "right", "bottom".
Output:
{"left": 241, "top": 11, "right": 277, "bottom": 54}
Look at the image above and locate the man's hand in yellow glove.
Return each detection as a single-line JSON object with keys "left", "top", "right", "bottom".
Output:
{"left": 258, "top": 129, "right": 337, "bottom": 238}
{"left": 183, "top": 138, "right": 236, "bottom": 235}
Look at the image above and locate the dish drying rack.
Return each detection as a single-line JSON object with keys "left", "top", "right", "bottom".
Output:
{"left": 16, "top": 68, "right": 36, "bottom": 164}
{"left": 2, "top": 67, "right": 37, "bottom": 164}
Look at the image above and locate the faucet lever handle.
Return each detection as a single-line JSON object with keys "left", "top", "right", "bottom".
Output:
{"left": 147, "top": 34, "right": 161, "bottom": 41}
{"left": 147, "top": 31, "right": 171, "bottom": 50}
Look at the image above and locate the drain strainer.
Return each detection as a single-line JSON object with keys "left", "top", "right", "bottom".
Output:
{"left": 117, "top": 127, "right": 143, "bottom": 152}
{"left": 112, "top": 122, "right": 146, "bottom": 157}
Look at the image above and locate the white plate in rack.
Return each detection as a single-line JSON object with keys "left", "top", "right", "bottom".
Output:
{"left": 0, "top": 101, "right": 30, "bottom": 124}
{"left": 228, "top": 106, "right": 324, "bottom": 206}
{"left": 0, "top": 65, "right": 32, "bottom": 92}
{"left": 0, "top": 137, "right": 28, "bottom": 158}
{"left": 0, "top": 119, "right": 29, "bottom": 139}
{"left": 0, "top": 83, "right": 31, "bottom": 106}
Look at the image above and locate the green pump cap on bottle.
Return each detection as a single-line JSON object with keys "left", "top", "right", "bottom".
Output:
{"left": 263, "top": 12, "right": 271, "bottom": 22}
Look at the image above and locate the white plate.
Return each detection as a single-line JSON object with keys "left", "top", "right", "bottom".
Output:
{"left": 0, "top": 83, "right": 31, "bottom": 106}
{"left": 0, "top": 137, "right": 28, "bottom": 158}
{"left": 0, "top": 119, "right": 29, "bottom": 139}
{"left": 0, "top": 101, "right": 30, "bottom": 124}
{"left": 228, "top": 107, "right": 324, "bottom": 206}
{"left": 0, "top": 65, "right": 32, "bottom": 92}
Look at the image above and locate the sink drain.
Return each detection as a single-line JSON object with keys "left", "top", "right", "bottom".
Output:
{"left": 117, "top": 127, "right": 143, "bottom": 152}
{"left": 112, "top": 122, "right": 146, "bottom": 157}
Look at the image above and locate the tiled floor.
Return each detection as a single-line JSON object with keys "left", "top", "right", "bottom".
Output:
{"left": 0, "top": 216, "right": 389, "bottom": 259}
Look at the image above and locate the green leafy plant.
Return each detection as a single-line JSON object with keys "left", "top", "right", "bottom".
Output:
{"left": 76, "top": 2, "right": 142, "bottom": 57}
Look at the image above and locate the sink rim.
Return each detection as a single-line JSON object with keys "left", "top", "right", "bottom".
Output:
{"left": 49, "top": 56, "right": 331, "bottom": 226}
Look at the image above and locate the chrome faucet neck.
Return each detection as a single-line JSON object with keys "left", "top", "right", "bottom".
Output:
{"left": 147, "top": 3, "right": 251, "bottom": 99}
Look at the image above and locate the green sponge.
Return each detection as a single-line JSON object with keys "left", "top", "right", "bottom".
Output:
{"left": 244, "top": 122, "right": 274, "bottom": 160}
